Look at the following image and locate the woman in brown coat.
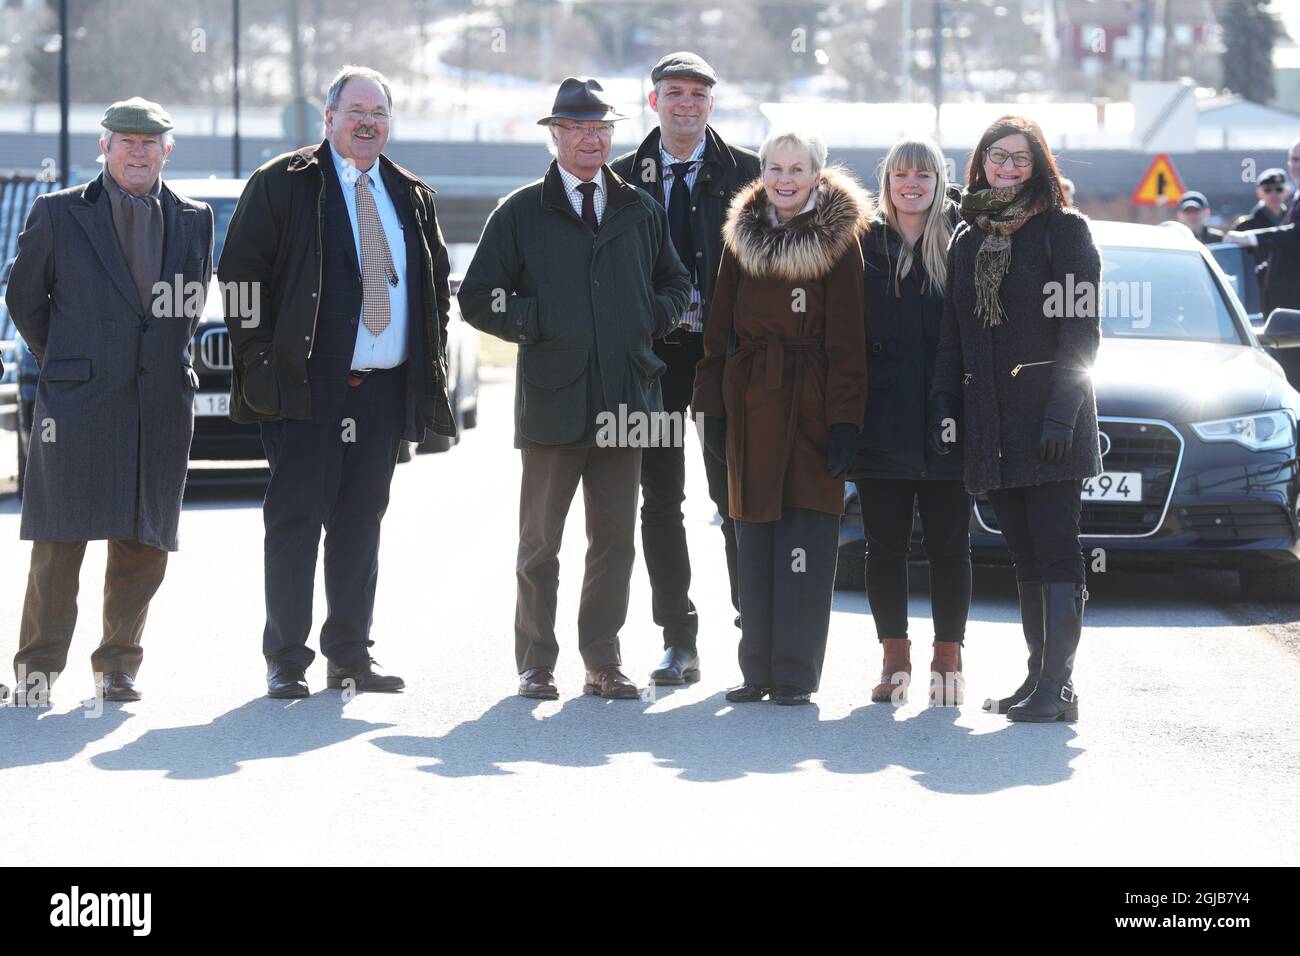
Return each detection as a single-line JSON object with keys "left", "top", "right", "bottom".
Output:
{"left": 693, "top": 129, "right": 871, "bottom": 705}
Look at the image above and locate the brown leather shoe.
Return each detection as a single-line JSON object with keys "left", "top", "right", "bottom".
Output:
{"left": 518, "top": 667, "right": 559, "bottom": 700}
{"left": 583, "top": 665, "right": 640, "bottom": 700}
{"left": 871, "top": 638, "right": 911, "bottom": 703}
{"left": 929, "top": 640, "right": 964, "bottom": 706}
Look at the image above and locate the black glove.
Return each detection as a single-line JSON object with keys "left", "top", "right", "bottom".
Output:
{"left": 702, "top": 415, "right": 727, "bottom": 463}
{"left": 927, "top": 394, "right": 958, "bottom": 457}
{"left": 826, "top": 423, "right": 859, "bottom": 478}
{"left": 1039, "top": 417, "right": 1074, "bottom": 464}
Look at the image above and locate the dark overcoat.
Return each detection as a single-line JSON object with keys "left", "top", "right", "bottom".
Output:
{"left": 931, "top": 205, "right": 1103, "bottom": 496}
{"left": 5, "top": 173, "right": 213, "bottom": 550}
{"left": 457, "top": 161, "right": 691, "bottom": 449}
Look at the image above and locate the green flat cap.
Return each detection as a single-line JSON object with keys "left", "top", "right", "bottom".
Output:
{"left": 650, "top": 51, "right": 717, "bottom": 86}
{"left": 101, "top": 96, "right": 174, "bottom": 134}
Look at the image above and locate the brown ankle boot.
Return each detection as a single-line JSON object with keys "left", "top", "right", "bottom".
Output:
{"left": 871, "top": 639, "right": 911, "bottom": 703}
{"left": 929, "top": 641, "right": 964, "bottom": 706}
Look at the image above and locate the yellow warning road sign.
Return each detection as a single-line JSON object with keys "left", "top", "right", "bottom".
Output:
{"left": 1132, "top": 153, "right": 1185, "bottom": 206}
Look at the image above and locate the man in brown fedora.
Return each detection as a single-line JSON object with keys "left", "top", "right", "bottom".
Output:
{"left": 459, "top": 77, "right": 691, "bottom": 700}
{"left": 5, "top": 96, "right": 213, "bottom": 704}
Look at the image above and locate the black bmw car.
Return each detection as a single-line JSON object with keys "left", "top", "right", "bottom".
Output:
{"left": 840, "top": 219, "right": 1300, "bottom": 600}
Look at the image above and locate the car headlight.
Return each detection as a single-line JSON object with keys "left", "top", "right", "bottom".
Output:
{"left": 1191, "top": 410, "right": 1294, "bottom": 451}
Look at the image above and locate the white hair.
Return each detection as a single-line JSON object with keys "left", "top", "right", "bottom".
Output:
{"left": 759, "top": 128, "right": 827, "bottom": 176}
{"left": 326, "top": 65, "right": 394, "bottom": 111}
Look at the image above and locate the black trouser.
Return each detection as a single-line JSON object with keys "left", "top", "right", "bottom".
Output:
{"left": 639, "top": 329, "right": 738, "bottom": 651}
{"left": 855, "top": 478, "right": 972, "bottom": 644}
{"left": 985, "top": 480, "right": 1085, "bottom": 584}
{"left": 735, "top": 507, "right": 840, "bottom": 692}
{"left": 260, "top": 365, "right": 406, "bottom": 671}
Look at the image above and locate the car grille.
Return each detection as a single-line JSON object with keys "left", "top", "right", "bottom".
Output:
{"left": 1176, "top": 503, "right": 1295, "bottom": 541}
{"left": 199, "top": 328, "right": 232, "bottom": 371}
{"left": 975, "top": 417, "right": 1184, "bottom": 538}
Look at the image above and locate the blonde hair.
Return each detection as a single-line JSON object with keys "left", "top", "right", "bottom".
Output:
{"left": 876, "top": 137, "right": 952, "bottom": 295}
{"left": 759, "top": 128, "right": 828, "bottom": 176}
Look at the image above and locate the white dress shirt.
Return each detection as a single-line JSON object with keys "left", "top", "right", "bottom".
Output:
{"left": 330, "top": 143, "right": 409, "bottom": 370}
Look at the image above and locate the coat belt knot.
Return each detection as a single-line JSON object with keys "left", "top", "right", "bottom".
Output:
{"left": 735, "top": 334, "right": 822, "bottom": 390}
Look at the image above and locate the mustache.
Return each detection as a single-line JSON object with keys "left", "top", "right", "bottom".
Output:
{"left": 354, "top": 125, "right": 378, "bottom": 137}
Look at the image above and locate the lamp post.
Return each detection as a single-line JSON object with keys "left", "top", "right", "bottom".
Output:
{"left": 58, "top": 0, "right": 69, "bottom": 188}
{"left": 233, "top": 0, "right": 242, "bottom": 178}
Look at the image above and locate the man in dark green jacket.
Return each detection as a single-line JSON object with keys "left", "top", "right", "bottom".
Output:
{"left": 609, "top": 52, "right": 761, "bottom": 686}
{"left": 459, "top": 77, "right": 691, "bottom": 702}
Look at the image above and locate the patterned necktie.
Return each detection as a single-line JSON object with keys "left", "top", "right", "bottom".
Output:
{"left": 576, "top": 181, "right": 600, "bottom": 233}
{"left": 356, "top": 171, "right": 396, "bottom": 335}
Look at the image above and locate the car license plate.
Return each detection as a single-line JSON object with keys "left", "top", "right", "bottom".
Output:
{"left": 1081, "top": 472, "right": 1141, "bottom": 502}
{"left": 194, "top": 392, "right": 229, "bottom": 417}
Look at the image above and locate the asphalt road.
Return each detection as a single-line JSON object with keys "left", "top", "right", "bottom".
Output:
{"left": 2, "top": 369, "right": 1298, "bottom": 865}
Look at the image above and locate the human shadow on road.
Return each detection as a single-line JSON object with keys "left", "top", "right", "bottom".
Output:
{"left": 91, "top": 694, "right": 392, "bottom": 779}
{"left": 0, "top": 702, "right": 135, "bottom": 771}
{"left": 373, "top": 690, "right": 1078, "bottom": 791}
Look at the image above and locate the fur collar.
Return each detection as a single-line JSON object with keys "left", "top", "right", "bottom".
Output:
{"left": 722, "top": 166, "right": 874, "bottom": 281}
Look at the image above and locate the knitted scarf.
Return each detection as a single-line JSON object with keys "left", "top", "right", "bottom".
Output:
{"left": 960, "top": 185, "right": 1048, "bottom": 327}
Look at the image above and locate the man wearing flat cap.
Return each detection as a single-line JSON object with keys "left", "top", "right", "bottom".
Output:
{"left": 220, "top": 65, "right": 457, "bottom": 699}
{"left": 1174, "top": 191, "right": 1223, "bottom": 245}
{"left": 609, "top": 52, "right": 760, "bottom": 686}
{"left": 460, "top": 77, "right": 691, "bottom": 701}
{"left": 5, "top": 96, "right": 213, "bottom": 704}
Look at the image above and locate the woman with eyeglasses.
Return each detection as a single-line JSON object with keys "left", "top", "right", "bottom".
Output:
{"left": 848, "top": 137, "right": 971, "bottom": 706}
{"left": 929, "top": 115, "right": 1102, "bottom": 722}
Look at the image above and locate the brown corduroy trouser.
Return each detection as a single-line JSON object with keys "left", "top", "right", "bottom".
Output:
{"left": 15, "top": 539, "right": 169, "bottom": 685}
{"left": 514, "top": 445, "right": 642, "bottom": 673}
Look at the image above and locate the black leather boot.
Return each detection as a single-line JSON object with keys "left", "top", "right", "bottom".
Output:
{"left": 1008, "top": 581, "right": 1083, "bottom": 723}
{"left": 983, "top": 580, "right": 1045, "bottom": 714}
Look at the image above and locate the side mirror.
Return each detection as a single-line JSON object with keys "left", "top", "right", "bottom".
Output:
{"left": 1257, "top": 308, "right": 1300, "bottom": 349}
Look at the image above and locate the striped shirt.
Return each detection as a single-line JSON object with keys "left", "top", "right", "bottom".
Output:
{"left": 660, "top": 137, "right": 706, "bottom": 332}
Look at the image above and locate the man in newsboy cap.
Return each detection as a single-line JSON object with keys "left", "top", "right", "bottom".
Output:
{"left": 610, "top": 52, "right": 760, "bottom": 686}
{"left": 5, "top": 97, "right": 213, "bottom": 705}
{"left": 459, "top": 77, "right": 690, "bottom": 701}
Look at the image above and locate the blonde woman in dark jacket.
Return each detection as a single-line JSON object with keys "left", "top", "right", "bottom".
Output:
{"left": 850, "top": 137, "right": 971, "bottom": 706}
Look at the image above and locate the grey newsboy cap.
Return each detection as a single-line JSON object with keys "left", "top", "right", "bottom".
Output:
{"left": 650, "top": 51, "right": 718, "bottom": 86}
{"left": 101, "top": 96, "right": 174, "bottom": 134}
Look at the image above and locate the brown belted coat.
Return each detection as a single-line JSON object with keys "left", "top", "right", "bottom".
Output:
{"left": 692, "top": 167, "right": 871, "bottom": 522}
